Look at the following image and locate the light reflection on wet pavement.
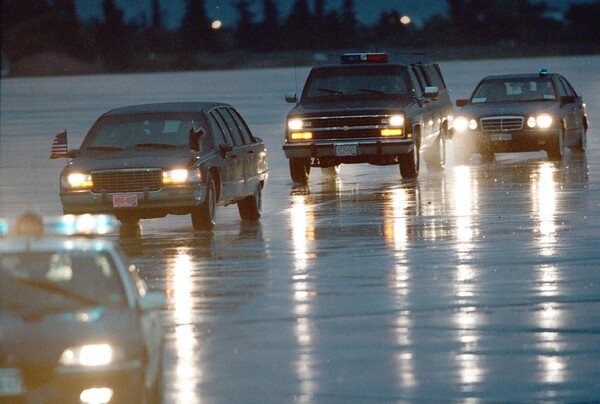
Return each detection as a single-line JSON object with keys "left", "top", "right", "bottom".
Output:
{"left": 2, "top": 56, "right": 600, "bottom": 402}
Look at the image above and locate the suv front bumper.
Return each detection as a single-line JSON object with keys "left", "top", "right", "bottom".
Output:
{"left": 283, "top": 139, "right": 414, "bottom": 160}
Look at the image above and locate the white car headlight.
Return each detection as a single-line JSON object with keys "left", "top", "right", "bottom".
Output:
{"left": 288, "top": 118, "right": 304, "bottom": 131}
{"left": 59, "top": 343, "right": 121, "bottom": 367}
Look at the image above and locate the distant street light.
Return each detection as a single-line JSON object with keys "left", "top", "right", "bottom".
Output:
{"left": 400, "top": 16, "right": 411, "bottom": 25}
{"left": 211, "top": 20, "right": 222, "bottom": 30}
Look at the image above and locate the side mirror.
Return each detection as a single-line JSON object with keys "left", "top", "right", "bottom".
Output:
{"left": 139, "top": 291, "right": 166, "bottom": 312}
{"left": 219, "top": 143, "right": 233, "bottom": 158}
{"left": 560, "top": 95, "right": 576, "bottom": 105}
{"left": 285, "top": 92, "right": 298, "bottom": 103}
{"left": 456, "top": 99, "right": 469, "bottom": 107}
{"left": 189, "top": 127, "right": 205, "bottom": 151}
{"left": 424, "top": 86, "right": 439, "bottom": 99}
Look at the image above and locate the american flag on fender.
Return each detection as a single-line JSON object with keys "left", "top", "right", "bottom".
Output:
{"left": 50, "top": 130, "right": 68, "bottom": 159}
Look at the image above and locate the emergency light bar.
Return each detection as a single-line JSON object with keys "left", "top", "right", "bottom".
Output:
{"left": 1, "top": 213, "right": 117, "bottom": 237}
{"left": 341, "top": 53, "right": 389, "bottom": 64}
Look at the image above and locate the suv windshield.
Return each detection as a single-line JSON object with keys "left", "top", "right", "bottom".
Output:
{"left": 0, "top": 251, "right": 126, "bottom": 317}
{"left": 303, "top": 65, "right": 411, "bottom": 101}
{"left": 471, "top": 78, "right": 556, "bottom": 103}
{"left": 84, "top": 113, "right": 206, "bottom": 151}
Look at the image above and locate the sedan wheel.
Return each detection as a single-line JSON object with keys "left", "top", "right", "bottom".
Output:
{"left": 547, "top": 128, "right": 565, "bottom": 161}
{"left": 192, "top": 175, "right": 216, "bottom": 230}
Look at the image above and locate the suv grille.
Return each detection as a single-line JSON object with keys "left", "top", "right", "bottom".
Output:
{"left": 91, "top": 169, "right": 162, "bottom": 193}
{"left": 303, "top": 114, "right": 395, "bottom": 140}
{"left": 480, "top": 116, "right": 524, "bottom": 131}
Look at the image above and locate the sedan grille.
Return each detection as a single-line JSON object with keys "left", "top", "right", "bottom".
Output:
{"left": 91, "top": 169, "right": 162, "bottom": 193}
{"left": 480, "top": 116, "right": 524, "bottom": 131}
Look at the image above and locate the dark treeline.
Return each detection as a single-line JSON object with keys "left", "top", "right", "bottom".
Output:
{"left": 2, "top": 0, "right": 599, "bottom": 73}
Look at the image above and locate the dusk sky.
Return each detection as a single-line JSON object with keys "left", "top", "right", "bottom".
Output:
{"left": 74, "top": 0, "right": 594, "bottom": 29}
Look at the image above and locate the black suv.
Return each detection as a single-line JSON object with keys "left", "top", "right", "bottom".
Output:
{"left": 283, "top": 52, "right": 453, "bottom": 184}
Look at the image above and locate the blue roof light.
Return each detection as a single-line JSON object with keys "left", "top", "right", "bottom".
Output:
{"left": 539, "top": 67, "right": 548, "bottom": 77}
{"left": 341, "top": 53, "right": 389, "bottom": 64}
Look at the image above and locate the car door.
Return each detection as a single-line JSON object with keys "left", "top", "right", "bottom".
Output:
{"left": 214, "top": 108, "right": 246, "bottom": 199}
{"left": 555, "top": 76, "right": 580, "bottom": 145}
{"left": 407, "top": 65, "right": 433, "bottom": 145}
{"left": 207, "top": 110, "right": 237, "bottom": 202}
{"left": 226, "top": 108, "right": 266, "bottom": 195}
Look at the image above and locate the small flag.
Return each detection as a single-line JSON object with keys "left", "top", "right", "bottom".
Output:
{"left": 50, "top": 130, "right": 68, "bottom": 159}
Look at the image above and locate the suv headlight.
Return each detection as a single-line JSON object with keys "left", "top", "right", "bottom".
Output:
{"left": 288, "top": 118, "right": 304, "bottom": 131}
{"left": 59, "top": 343, "right": 123, "bottom": 367}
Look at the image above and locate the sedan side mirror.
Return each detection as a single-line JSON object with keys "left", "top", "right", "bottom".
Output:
{"left": 285, "top": 92, "right": 298, "bottom": 103}
{"left": 219, "top": 143, "right": 233, "bottom": 158}
{"left": 560, "top": 95, "right": 576, "bottom": 105}
{"left": 456, "top": 99, "right": 469, "bottom": 107}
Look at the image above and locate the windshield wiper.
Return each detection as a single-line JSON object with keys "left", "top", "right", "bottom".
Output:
{"left": 317, "top": 88, "right": 344, "bottom": 95}
{"left": 86, "top": 146, "right": 123, "bottom": 151}
{"left": 358, "top": 88, "right": 386, "bottom": 95}
{"left": 134, "top": 143, "right": 181, "bottom": 149}
{"left": 11, "top": 275, "right": 102, "bottom": 306}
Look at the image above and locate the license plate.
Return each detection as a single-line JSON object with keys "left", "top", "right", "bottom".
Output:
{"left": 491, "top": 133, "right": 512, "bottom": 141}
{"left": 113, "top": 193, "right": 138, "bottom": 208}
{"left": 335, "top": 144, "right": 358, "bottom": 156}
{"left": 0, "top": 369, "right": 24, "bottom": 396}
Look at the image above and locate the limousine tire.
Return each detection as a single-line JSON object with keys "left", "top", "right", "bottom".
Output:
{"left": 192, "top": 175, "right": 216, "bottom": 231}
{"left": 238, "top": 183, "right": 262, "bottom": 221}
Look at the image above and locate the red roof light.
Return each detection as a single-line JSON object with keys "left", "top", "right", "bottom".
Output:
{"left": 340, "top": 53, "right": 389, "bottom": 64}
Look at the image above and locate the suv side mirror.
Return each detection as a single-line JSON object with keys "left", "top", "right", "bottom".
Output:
{"left": 424, "top": 86, "right": 439, "bottom": 99}
{"left": 219, "top": 143, "right": 233, "bottom": 158}
{"left": 285, "top": 92, "right": 298, "bottom": 103}
{"left": 456, "top": 99, "right": 469, "bottom": 107}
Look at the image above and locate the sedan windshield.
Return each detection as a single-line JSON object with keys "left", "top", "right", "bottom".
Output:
{"left": 471, "top": 78, "right": 556, "bottom": 103}
{"left": 0, "top": 251, "right": 126, "bottom": 317}
{"left": 84, "top": 113, "right": 208, "bottom": 151}
{"left": 303, "top": 65, "right": 411, "bottom": 100}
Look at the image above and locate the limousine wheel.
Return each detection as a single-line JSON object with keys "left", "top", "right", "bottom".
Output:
{"left": 238, "top": 184, "right": 262, "bottom": 221}
{"left": 192, "top": 175, "right": 216, "bottom": 231}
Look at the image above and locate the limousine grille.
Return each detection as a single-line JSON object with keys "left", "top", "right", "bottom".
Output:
{"left": 91, "top": 169, "right": 162, "bottom": 193}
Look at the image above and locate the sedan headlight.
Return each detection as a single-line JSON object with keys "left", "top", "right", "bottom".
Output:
{"left": 63, "top": 173, "right": 93, "bottom": 190}
{"left": 527, "top": 114, "right": 553, "bottom": 129}
{"left": 454, "top": 116, "right": 478, "bottom": 131}
{"left": 59, "top": 343, "right": 122, "bottom": 367}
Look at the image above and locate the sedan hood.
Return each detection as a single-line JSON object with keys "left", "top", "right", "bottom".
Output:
{"left": 0, "top": 307, "right": 143, "bottom": 368}
{"left": 458, "top": 101, "right": 560, "bottom": 117}
{"left": 67, "top": 148, "right": 197, "bottom": 171}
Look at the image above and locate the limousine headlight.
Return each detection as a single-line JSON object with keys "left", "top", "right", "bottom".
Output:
{"left": 63, "top": 173, "right": 93, "bottom": 190}
{"left": 163, "top": 169, "right": 201, "bottom": 184}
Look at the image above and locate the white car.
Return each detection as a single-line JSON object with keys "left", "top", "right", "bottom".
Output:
{"left": 0, "top": 214, "right": 165, "bottom": 404}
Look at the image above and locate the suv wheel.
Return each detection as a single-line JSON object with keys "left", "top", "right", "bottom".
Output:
{"left": 290, "top": 158, "right": 310, "bottom": 185}
{"left": 192, "top": 175, "right": 216, "bottom": 230}
{"left": 399, "top": 142, "right": 419, "bottom": 179}
{"left": 424, "top": 134, "right": 445, "bottom": 173}
{"left": 237, "top": 183, "right": 262, "bottom": 221}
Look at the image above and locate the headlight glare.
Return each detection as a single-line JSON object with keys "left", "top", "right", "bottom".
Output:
{"left": 527, "top": 116, "right": 537, "bottom": 128}
{"left": 536, "top": 114, "right": 553, "bottom": 128}
{"left": 66, "top": 173, "right": 93, "bottom": 189}
{"left": 454, "top": 116, "right": 470, "bottom": 132}
{"left": 163, "top": 169, "right": 190, "bottom": 184}
{"left": 60, "top": 344, "right": 116, "bottom": 367}
{"left": 288, "top": 118, "right": 303, "bottom": 131}
{"left": 388, "top": 114, "right": 404, "bottom": 127}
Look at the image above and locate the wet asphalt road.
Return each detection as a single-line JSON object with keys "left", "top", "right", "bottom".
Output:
{"left": 1, "top": 55, "right": 600, "bottom": 402}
